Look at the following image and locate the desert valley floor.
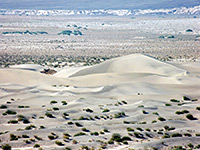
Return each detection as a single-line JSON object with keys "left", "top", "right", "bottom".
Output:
{"left": 0, "top": 15, "right": 200, "bottom": 150}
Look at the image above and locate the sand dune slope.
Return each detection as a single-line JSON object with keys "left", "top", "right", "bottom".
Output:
{"left": 71, "top": 54, "right": 187, "bottom": 77}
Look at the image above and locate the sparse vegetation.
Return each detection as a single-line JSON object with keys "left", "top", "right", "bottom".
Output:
{"left": 186, "top": 114, "right": 197, "bottom": 120}
{"left": 74, "top": 132, "right": 87, "bottom": 136}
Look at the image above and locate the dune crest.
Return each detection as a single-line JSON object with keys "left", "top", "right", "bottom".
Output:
{"left": 70, "top": 54, "right": 186, "bottom": 77}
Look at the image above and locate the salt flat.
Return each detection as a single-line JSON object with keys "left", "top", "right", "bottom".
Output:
{"left": 1, "top": 54, "right": 200, "bottom": 150}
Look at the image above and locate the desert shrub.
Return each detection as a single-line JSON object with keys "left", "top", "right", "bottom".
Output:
{"left": 162, "top": 134, "right": 170, "bottom": 138}
{"left": 136, "top": 127, "right": 143, "bottom": 131}
{"left": 195, "top": 145, "right": 200, "bottom": 149}
{"left": 170, "top": 99, "right": 180, "bottom": 102}
{"left": 138, "top": 105, "right": 144, "bottom": 107}
{"left": 52, "top": 107, "right": 59, "bottom": 111}
{"left": 152, "top": 120, "right": 157, "bottom": 123}
{"left": 82, "top": 128, "right": 89, "bottom": 132}
{"left": 45, "top": 112, "right": 55, "bottom": 118}
{"left": 142, "top": 110, "right": 148, "bottom": 114}
{"left": 85, "top": 108, "right": 93, "bottom": 113}
{"left": 74, "top": 132, "right": 87, "bottom": 136}
{"left": 48, "top": 134, "right": 58, "bottom": 140}
{"left": 8, "top": 120, "right": 18, "bottom": 124}
{"left": 0, "top": 105, "right": 7, "bottom": 109}
{"left": 188, "top": 143, "right": 194, "bottom": 148}
{"left": 91, "top": 132, "right": 99, "bottom": 136}
{"left": 122, "top": 100, "right": 127, "bottom": 104}
{"left": 165, "top": 103, "right": 171, "bottom": 106}
{"left": 65, "top": 147, "right": 72, "bottom": 150}
{"left": 33, "top": 144, "right": 40, "bottom": 148}
{"left": 25, "top": 124, "right": 36, "bottom": 130}
{"left": 75, "top": 122, "right": 82, "bottom": 127}
{"left": 18, "top": 105, "right": 30, "bottom": 108}
{"left": 72, "top": 140, "right": 78, "bottom": 144}
{"left": 196, "top": 107, "right": 200, "bottom": 111}
{"left": 183, "top": 96, "right": 191, "bottom": 101}
{"left": 146, "top": 128, "right": 151, "bottom": 132}
{"left": 1, "top": 144, "right": 11, "bottom": 150}
{"left": 102, "top": 109, "right": 110, "bottom": 113}
{"left": 103, "top": 128, "right": 109, "bottom": 132}
{"left": 196, "top": 133, "right": 200, "bottom": 136}
{"left": 5, "top": 110, "right": 17, "bottom": 115}
{"left": 134, "top": 132, "right": 144, "bottom": 138}
{"left": 175, "top": 111, "right": 184, "bottom": 115}
{"left": 182, "top": 110, "right": 189, "bottom": 113}
{"left": 186, "top": 114, "right": 197, "bottom": 120}
{"left": 50, "top": 100, "right": 57, "bottom": 104}
{"left": 55, "top": 141, "right": 64, "bottom": 146}
{"left": 22, "top": 134, "right": 29, "bottom": 138}
{"left": 111, "top": 133, "right": 122, "bottom": 142}
{"left": 34, "top": 135, "right": 43, "bottom": 140}
{"left": 184, "top": 133, "right": 192, "bottom": 137}
{"left": 121, "top": 136, "right": 132, "bottom": 141}
{"left": 158, "top": 117, "right": 166, "bottom": 121}
{"left": 186, "top": 29, "right": 193, "bottom": 32}
{"left": 127, "top": 127, "right": 134, "bottom": 132}
{"left": 108, "top": 139, "right": 114, "bottom": 144}
{"left": 68, "top": 121, "right": 73, "bottom": 125}
{"left": 61, "top": 101, "right": 68, "bottom": 105}
{"left": 40, "top": 125, "right": 45, "bottom": 129}
{"left": 171, "top": 133, "right": 182, "bottom": 137}
{"left": 100, "top": 131, "right": 104, "bottom": 134}
{"left": 10, "top": 134, "right": 18, "bottom": 141}
{"left": 63, "top": 112, "right": 69, "bottom": 116}
{"left": 114, "top": 112, "right": 126, "bottom": 118}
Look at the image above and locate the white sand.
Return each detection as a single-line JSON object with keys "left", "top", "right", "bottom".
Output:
{"left": 1, "top": 54, "right": 200, "bottom": 150}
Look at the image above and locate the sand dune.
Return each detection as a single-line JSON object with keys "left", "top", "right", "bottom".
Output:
{"left": 71, "top": 54, "right": 187, "bottom": 77}
{"left": 1, "top": 54, "right": 200, "bottom": 150}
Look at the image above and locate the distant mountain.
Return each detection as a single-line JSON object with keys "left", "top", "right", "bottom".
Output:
{"left": 1, "top": 5, "right": 200, "bottom": 16}
{"left": 0, "top": 0, "right": 199, "bottom": 10}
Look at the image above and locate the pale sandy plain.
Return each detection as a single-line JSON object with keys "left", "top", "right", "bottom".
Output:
{"left": 0, "top": 15, "right": 200, "bottom": 150}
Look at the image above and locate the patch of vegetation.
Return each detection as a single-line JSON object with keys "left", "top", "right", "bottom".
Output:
{"left": 171, "top": 133, "right": 182, "bottom": 137}
{"left": 75, "top": 122, "right": 82, "bottom": 127}
{"left": 165, "top": 103, "right": 171, "bottom": 106}
{"left": 33, "top": 144, "right": 40, "bottom": 148}
{"left": 1, "top": 144, "right": 11, "bottom": 150}
{"left": 48, "top": 133, "right": 58, "bottom": 140}
{"left": 34, "top": 135, "right": 43, "bottom": 141}
{"left": 186, "top": 114, "right": 197, "bottom": 120}
{"left": 55, "top": 141, "right": 64, "bottom": 146}
{"left": 158, "top": 117, "right": 166, "bottom": 121}
{"left": 114, "top": 112, "right": 126, "bottom": 118}
{"left": 170, "top": 99, "right": 180, "bottom": 103}
{"left": 22, "top": 134, "right": 29, "bottom": 138}
{"left": 58, "top": 30, "right": 82, "bottom": 36}
{"left": 138, "top": 105, "right": 144, "bottom": 107}
{"left": 0, "top": 105, "right": 7, "bottom": 109}
{"left": 25, "top": 124, "right": 36, "bottom": 130}
{"left": 102, "top": 109, "right": 110, "bottom": 113}
{"left": 186, "top": 29, "right": 193, "bottom": 32}
{"left": 74, "top": 132, "right": 87, "bottom": 136}
{"left": 134, "top": 132, "right": 144, "bottom": 138}
{"left": 82, "top": 128, "right": 89, "bottom": 132}
{"left": 196, "top": 107, "right": 200, "bottom": 111}
{"left": 84, "top": 108, "right": 93, "bottom": 113}
{"left": 2, "top": 30, "right": 48, "bottom": 35}
{"left": 142, "top": 110, "right": 148, "bottom": 114}
{"left": 127, "top": 127, "right": 134, "bottom": 132}
{"left": 10, "top": 134, "right": 18, "bottom": 141}
{"left": 91, "top": 132, "right": 99, "bottom": 136}
{"left": 8, "top": 120, "right": 18, "bottom": 124}
{"left": 5, "top": 110, "right": 17, "bottom": 115}
{"left": 136, "top": 127, "right": 143, "bottom": 131}
{"left": 52, "top": 107, "right": 59, "bottom": 111}
{"left": 122, "top": 100, "right": 127, "bottom": 104}
{"left": 61, "top": 101, "right": 68, "bottom": 105}
{"left": 45, "top": 112, "right": 55, "bottom": 118}
{"left": 50, "top": 100, "right": 58, "bottom": 104}
{"left": 18, "top": 105, "right": 30, "bottom": 108}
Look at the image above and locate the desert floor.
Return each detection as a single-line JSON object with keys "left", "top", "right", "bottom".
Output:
{"left": 0, "top": 15, "right": 200, "bottom": 150}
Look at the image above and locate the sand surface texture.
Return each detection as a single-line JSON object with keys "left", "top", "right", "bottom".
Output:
{"left": 1, "top": 54, "right": 200, "bottom": 150}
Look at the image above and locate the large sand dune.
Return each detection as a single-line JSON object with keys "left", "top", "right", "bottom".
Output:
{"left": 71, "top": 54, "right": 187, "bottom": 77}
{"left": 1, "top": 54, "right": 200, "bottom": 150}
